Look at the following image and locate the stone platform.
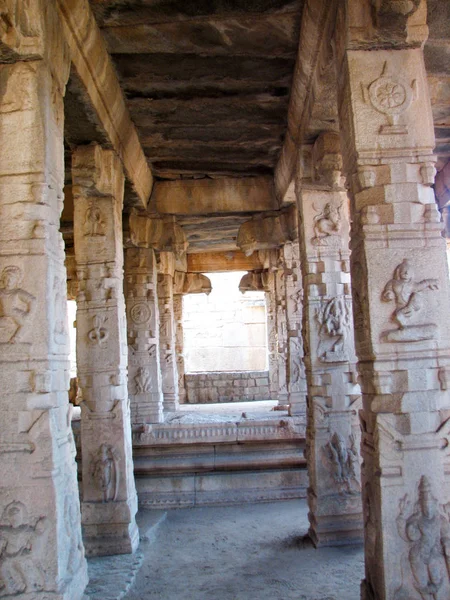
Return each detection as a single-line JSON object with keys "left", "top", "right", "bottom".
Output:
{"left": 73, "top": 402, "right": 308, "bottom": 508}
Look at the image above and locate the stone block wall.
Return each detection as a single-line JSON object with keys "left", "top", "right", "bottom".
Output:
{"left": 185, "top": 371, "right": 271, "bottom": 403}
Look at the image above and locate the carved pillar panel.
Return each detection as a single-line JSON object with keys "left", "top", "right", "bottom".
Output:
{"left": 275, "top": 250, "right": 289, "bottom": 405}
{"left": 73, "top": 144, "right": 138, "bottom": 556}
{"left": 0, "top": 11, "right": 88, "bottom": 599}
{"left": 125, "top": 247, "right": 164, "bottom": 424}
{"left": 335, "top": 9, "right": 450, "bottom": 597}
{"left": 296, "top": 134, "right": 362, "bottom": 547}
{"left": 265, "top": 272, "right": 279, "bottom": 400}
{"left": 282, "top": 242, "right": 307, "bottom": 417}
{"left": 157, "top": 252, "right": 179, "bottom": 413}
{"left": 173, "top": 293, "right": 187, "bottom": 404}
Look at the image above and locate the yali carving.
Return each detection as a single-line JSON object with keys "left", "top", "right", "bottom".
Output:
{"left": 311, "top": 201, "right": 343, "bottom": 247}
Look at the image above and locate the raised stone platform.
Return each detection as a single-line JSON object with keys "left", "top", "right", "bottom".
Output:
{"left": 73, "top": 402, "right": 308, "bottom": 508}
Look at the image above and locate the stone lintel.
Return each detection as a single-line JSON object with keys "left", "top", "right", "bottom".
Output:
{"left": 186, "top": 251, "right": 264, "bottom": 273}
{"left": 153, "top": 176, "right": 277, "bottom": 215}
{"left": 56, "top": 0, "right": 153, "bottom": 207}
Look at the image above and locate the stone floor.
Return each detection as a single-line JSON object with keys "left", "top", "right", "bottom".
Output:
{"left": 86, "top": 499, "right": 364, "bottom": 600}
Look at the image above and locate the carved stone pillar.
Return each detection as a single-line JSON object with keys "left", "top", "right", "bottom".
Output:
{"left": 73, "top": 144, "right": 138, "bottom": 556}
{"left": 0, "top": 6, "right": 88, "bottom": 598}
{"left": 173, "top": 293, "right": 186, "bottom": 404}
{"left": 282, "top": 242, "right": 307, "bottom": 417}
{"left": 265, "top": 272, "right": 279, "bottom": 400}
{"left": 275, "top": 250, "right": 289, "bottom": 405}
{"left": 296, "top": 132, "right": 362, "bottom": 547}
{"left": 334, "top": 5, "right": 450, "bottom": 598}
{"left": 125, "top": 247, "right": 164, "bottom": 424}
{"left": 158, "top": 252, "right": 179, "bottom": 413}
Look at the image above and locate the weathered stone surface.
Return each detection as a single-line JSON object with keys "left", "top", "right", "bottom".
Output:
{"left": 73, "top": 144, "right": 139, "bottom": 556}
{"left": 187, "top": 251, "right": 264, "bottom": 273}
{"left": 185, "top": 372, "right": 270, "bottom": 403}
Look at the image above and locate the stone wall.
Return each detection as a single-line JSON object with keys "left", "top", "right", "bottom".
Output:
{"left": 183, "top": 272, "right": 267, "bottom": 372}
{"left": 185, "top": 371, "right": 270, "bottom": 403}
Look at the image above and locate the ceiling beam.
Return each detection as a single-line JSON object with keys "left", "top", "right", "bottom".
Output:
{"left": 56, "top": 0, "right": 153, "bottom": 208}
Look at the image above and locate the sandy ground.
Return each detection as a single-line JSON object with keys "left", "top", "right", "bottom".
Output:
{"left": 123, "top": 499, "right": 364, "bottom": 600}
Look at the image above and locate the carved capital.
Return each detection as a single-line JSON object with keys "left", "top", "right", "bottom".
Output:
{"left": 72, "top": 144, "right": 124, "bottom": 200}
{"left": 174, "top": 272, "right": 212, "bottom": 295}
{"left": 128, "top": 211, "right": 188, "bottom": 257}
{"left": 312, "top": 132, "right": 344, "bottom": 190}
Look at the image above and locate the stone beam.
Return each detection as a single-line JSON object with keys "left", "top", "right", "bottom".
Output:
{"left": 274, "top": 0, "right": 336, "bottom": 203}
{"left": 186, "top": 251, "right": 264, "bottom": 273}
{"left": 237, "top": 206, "right": 298, "bottom": 257}
{"left": 152, "top": 176, "right": 277, "bottom": 215}
{"left": 56, "top": 0, "right": 153, "bottom": 207}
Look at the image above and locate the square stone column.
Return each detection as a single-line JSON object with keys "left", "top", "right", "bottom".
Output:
{"left": 265, "top": 271, "right": 279, "bottom": 400}
{"left": 157, "top": 252, "right": 179, "bottom": 413}
{"left": 125, "top": 246, "right": 164, "bottom": 424}
{"left": 282, "top": 242, "right": 307, "bottom": 417}
{"left": 0, "top": 9, "right": 88, "bottom": 597}
{"left": 335, "top": 7, "right": 450, "bottom": 597}
{"left": 275, "top": 252, "right": 289, "bottom": 405}
{"left": 296, "top": 133, "right": 362, "bottom": 546}
{"left": 173, "top": 293, "right": 187, "bottom": 404}
{"left": 73, "top": 144, "right": 138, "bottom": 556}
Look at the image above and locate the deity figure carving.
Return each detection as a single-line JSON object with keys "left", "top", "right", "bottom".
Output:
{"left": 134, "top": 366, "right": 152, "bottom": 394}
{"left": 317, "top": 296, "right": 351, "bottom": 362}
{"left": 91, "top": 444, "right": 119, "bottom": 503}
{"left": 311, "top": 201, "right": 342, "bottom": 246}
{"left": 381, "top": 259, "right": 438, "bottom": 342}
{"left": 84, "top": 201, "right": 105, "bottom": 237}
{"left": 0, "top": 266, "right": 35, "bottom": 343}
{"left": 64, "top": 492, "right": 84, "bottom": 576}
{"left": 395, "top": 476, "right": 450, "bottom": 600}
{"left": 0, "top": 501, "right": 46, "bottom": 597}
{"left": 322, "top": 432, "right": 360, "bottom": 495}
{"left": 87, "top": 314, "right": 109, "bottom": 347}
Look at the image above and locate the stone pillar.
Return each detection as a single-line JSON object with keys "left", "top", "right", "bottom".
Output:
{"left": 275, "top": 251, "right": 289, "bottom": 405}
{"left": 334, "top": 5, "right": 450, "bottom": 597}
{"left": 173, "top": 293, "right": 187, "bottom": 404}
{"left": 296, "top": 132, "right": 362, "bottom": 547}
{"left": 282, "top": 242, "right": 307, "bottom": 417}
{"left": 265, "top": 271, "right": 279, "bottom": 400}
{"left": 0, "top": 5, "right": 88, "bottom": 597}
{"left": 73, "top": 144, "right": 138, "bottom": 556}
{"left": 125, "top": 246, "right": 164, "bottom": 424}
{"left": 158, "top": 252, "right": 179, "bottom": 413}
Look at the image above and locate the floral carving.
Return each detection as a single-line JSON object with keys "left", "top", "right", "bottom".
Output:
{"left": 130, "top": 302, "right": 151, "bottom": 325}
{"left": 87, "top": 314, "right": 109, "bottom": 347}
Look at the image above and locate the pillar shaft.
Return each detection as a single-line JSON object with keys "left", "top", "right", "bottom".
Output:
{"left": 335, "top": 24, "right": 450, "bottom": 599}
{"left": 275, "top": 253, "right": 289, "bottom": 405}
{"left": 265, "top": 272, "right": 279, "bottom": 399}
{"left": 282, "top": 242, "right": 307, "bottom": 417}
{"left": 158, "top": 253, "right": 179, "bottom": 413}
{"left": 0, "top": 26, "right": 88, "bottom": 600}
{"left": 173, "top": 293, "right": 187, "bottom": 404}
{"left": 125, "top": 247, "right": 164, "bottom": 424}
{"left": 297, "top": 145, "right": 363, "bottom": 546}
{"left": 73, "top": 144, "right": 138, "bottom": 556}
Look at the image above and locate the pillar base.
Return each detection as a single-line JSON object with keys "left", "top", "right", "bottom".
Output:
{"left": 163, "top": 393, "right": 179, "bottom": 412}
{"left": 308, "top": 510, "right": 364, "bottom": 547}
{"left": 82, "top": 498, "right": 139, "bottom": 557}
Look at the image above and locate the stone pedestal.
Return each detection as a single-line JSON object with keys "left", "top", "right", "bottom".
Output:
{"left": 335, "top": 11, "right": 450, "bottom": 597}
{"left": 173, "top": 293, "right": 187, "bottom": 404}
{"left": 125, "top": 247, "right": 164, "bottom": 424}
{"left": 73, "top": 144, "right": 138, "bottom": 556}
{"left": 297, "top": 133, "right": 362, "bottom": 546}
{"left": 158, "top": 253, "right": 179, "bottom": 413}
{"left": 282, "top": 242, "right": 307, "bottom": 417}
{"left": 0, "top": 17, "right": 88, "bottom": 597}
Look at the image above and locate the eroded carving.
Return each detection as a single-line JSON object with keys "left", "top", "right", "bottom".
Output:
{"left": 87, "top": 315, "right": 109, "bottom": 347}
{"left": 134, "top": 367, "right": 152, "bottom": 394}
{"left": 317, "top": 296, "right": 351, "bottom": 362}
{"left": 91, "top": 444, "right": 119, "bottom": 503}
{"left": 130, "top": 302, "right": 151, "bottom": 325}
{"left": 312, "top": 202, "right": 342, "bottom": 246}
{"left": 322, "top": 432, "right": 360, "bottom": 495}
{"left": 84, "top": 201, "right": 105, "bottom": 237}
{"left": 0, "top": 266, "right": 35, "bottom": 343}
{"left": 381, "top": 259, "right": 438, "bottom": 342}
{"left": 0, "top": 501, "right": 46, "bottom": 597}
{"left": 395, "top": 476, "right": 450, "bottom": 599}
